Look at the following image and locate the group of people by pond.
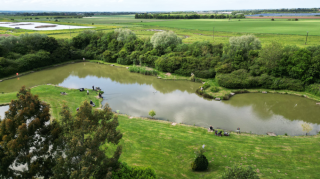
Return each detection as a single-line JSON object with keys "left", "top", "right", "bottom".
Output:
{"left": 209, "top": 125, "right": 231, "bottom": 136}
{"left": 76, "top": 85, "right": 104, "bottom": 111}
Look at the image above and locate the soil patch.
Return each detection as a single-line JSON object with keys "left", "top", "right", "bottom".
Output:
{"left": 147, "top": 29, "right": 165, "bottom": 32}
{"left": 246, "top": 16, "right": 320, "bottom": 19}
{"left": 0, "top": 34, "right": 12, "bottom": 37}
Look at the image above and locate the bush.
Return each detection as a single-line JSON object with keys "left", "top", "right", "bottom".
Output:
{"left": 102, "top": 50, "right": 117, "bottom": 63}
{"left": 191, "top": 154, "right": 208, "bottom": 171}
{"left": 216, "top": 70, "right": 304, "bottom": 91}
{"left": 191, "top": 148, "right": 209, "bottom": 171}
{"left": 112, "top": 162, "right": 156, "bottom": 179}
{"left": 210, "top": 86, "right": 220, "bottom": 92}
{"left": 128, "top": 66, "right": 158, "bottom": 76}
{"left": 306, "top": 83, "right": 320, "bottom": 96}
{"left": 221, "top": 165, "right": 259, "bottom": 179}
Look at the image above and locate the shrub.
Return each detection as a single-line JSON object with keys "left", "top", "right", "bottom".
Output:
{"left": 216, "top": 70, "right": 304, "bottom": 91}
{"left": 149, "top": 110, "right": 156, "bottom": 118}
{"left": 221, "top": 165, "right": 260, "bottom": 179}
{"left": 191, "top": 148, "right": 209, "bottom": 171}
{"left": 102, "top": 50, "right": 117, "bottom": 63}
{"left": 112, "top": 162, "right": 156, "bottom": 179}
{"left": 128, "top": 66, "right": 158, "bottom": 76}
{"left": 210, "top": 86, "right": 220, "bottom": 92}
{"left": 306, "top": 83, "right": 320, "bottom": 96}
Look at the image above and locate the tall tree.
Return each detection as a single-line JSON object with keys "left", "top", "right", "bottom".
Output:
{"left": 52, "top": 101, "right": 122, "bottom": 179}
{"left": 0, "top": 86, "right": 61, "bottom": 179}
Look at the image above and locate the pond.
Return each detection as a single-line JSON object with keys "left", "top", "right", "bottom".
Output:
{"left": 0, "top": 105, "right": 9, "bottom": 120}
{"left": 0, "top": 62, "right": 319, "bottom": 135}
{"left": 0, "top": 22, "right": 92, "bottom": 31}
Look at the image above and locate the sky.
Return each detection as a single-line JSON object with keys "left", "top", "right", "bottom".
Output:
{"left": 1, "top": 0, "right": 320, "bottom": 12}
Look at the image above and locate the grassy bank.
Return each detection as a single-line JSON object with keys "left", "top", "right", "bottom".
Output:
{"left": 1, "top": 85, "right": 319, "bottom": 178}
{"left": 0, "top": 85, "right": 102, "bottom": 120}
{"left": 201, "top": 79, "right": 320, "bottom": 102}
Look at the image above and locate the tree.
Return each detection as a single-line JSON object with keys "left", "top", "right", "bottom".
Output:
{"left": 149, "top": 110, "right": 156, "bottom": 118}
{"left": 228, "top": 35, "right": 261, "bottom": 58}
{"left": 259, "top": 41, "right": 283, "bottom": 74}
{"left": 52, "top": 101, "right": 122, "bottom": 179}
{"left": 114, "top": 28, "right": 136, "bottom": 43}
{"left": 0, "top": 86, "right": 61, "bottom": 178}
{"left": 150, "top": 31, "right": 182, "bottom": 48}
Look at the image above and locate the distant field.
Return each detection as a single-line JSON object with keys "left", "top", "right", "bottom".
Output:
{"left": 138, "top": 19, "right": 320, "bottom": 36}
{"left": 0, "top": 14, "right": 168, "bottom": 25}
{"left": 1, "top": 15, "right": 320, "bottom": 46}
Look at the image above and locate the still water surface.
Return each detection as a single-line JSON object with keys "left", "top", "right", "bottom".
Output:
{"left": 0, "top": 62, "right": 319, "bottom": 135}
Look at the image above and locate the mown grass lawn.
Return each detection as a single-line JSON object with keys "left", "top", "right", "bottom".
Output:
{"left": 0, "top": 85, "right": 101, "bottom": 120}
{"left": 1, "top": 85, "right": 320, "bottom": 178}
{"left": 115, "top": 115, "right": 320, "bottom": 179}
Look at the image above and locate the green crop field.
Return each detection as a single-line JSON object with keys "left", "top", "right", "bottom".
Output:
{"left": 1, "top": 15, "right": 320, "bottom": 46}
{"left": 138, "top": 18, "right": 320, "bottom": 36}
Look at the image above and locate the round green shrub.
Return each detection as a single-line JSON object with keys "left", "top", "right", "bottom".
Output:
{"left": 222, "top": 165, "right": 259, "bottom": 179}
{"left": 210, "top": 86, "right": 220, "bottom": 92}
{"left": 191, "top": 154, "right": 208, "bottom": 171}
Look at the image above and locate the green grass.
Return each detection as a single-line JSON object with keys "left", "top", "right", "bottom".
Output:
{"left": 0, "top": 85, "right": 102, "bottom": 120}
{"left": 138, "top": 18, "right": 320, "bottom": 36}
{"left": 1, "top": 84, "right": 320, "bottom": 178}
{"left": 115, "top": 116, "right": 320, "bottom": 178}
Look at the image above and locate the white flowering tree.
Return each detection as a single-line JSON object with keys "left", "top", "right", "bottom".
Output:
{"left": 150, "top": 31, "right": 182, "bottom": 48}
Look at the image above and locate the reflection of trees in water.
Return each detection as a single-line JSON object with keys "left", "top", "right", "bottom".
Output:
{"left": 0, "top": 63, "right": 200, "bottom": 94}
{"left": 62, "top": 63, "right": 200, "bottom": 94}
{"left": 223, "top": 93, "right": 320, "bottom": 124}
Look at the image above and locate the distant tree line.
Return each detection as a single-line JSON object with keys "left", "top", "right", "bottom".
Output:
{"left": 232, "top": 8, "right": 320, "bottom": 15}
{"left": 135, "top": 13, "right": 245, "bottom": 19}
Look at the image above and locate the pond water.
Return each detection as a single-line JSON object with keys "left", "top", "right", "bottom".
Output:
{"left": 0, "top": 105, "right": 9, "bottom": 120}
{"left": 0, "top": 22, "right": 92, "bottom": 31}
{"left": 0, "top": 62, "right": 319, "bottom": 135}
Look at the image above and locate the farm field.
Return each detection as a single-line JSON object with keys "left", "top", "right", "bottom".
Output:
{"left": 138, "top": 18, "right": 320, "bottom": 36}
{"left": 1, "top": 15, "right": 320, "bottom": 46}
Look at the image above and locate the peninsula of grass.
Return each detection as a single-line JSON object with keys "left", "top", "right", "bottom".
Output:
{"left": 0, "top": 85, "right": 102, "bottom": 120}
{"left": 202, "top": 79, "right": 320, "bottom": 102}
{"left": 1, "top": 84, "right": 320, "bottom": 178}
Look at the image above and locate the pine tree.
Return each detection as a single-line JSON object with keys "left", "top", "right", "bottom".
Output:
{"left": 0, "top": 86, "right": 61, "bottom": 178}
{"left": 52, "top": 101, "right": 122, "bottom": 179}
